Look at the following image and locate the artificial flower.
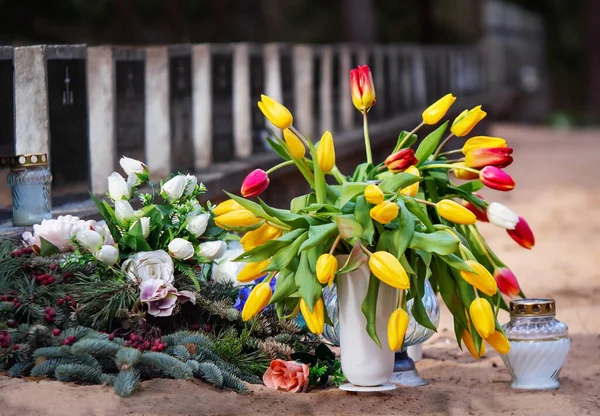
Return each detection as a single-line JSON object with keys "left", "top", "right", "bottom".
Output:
{"left": 114, "top": 200, "right": 136, "bottom": 222}
{"left": 465, "top": 147, "right": 513, "bottom": 169}
{"left": 75, "top": 229, "right": 104, "bottom": 253}
{"left": 462, "top": 136, "right": 507, "bottom": 154}
{"left": 460, "top": 261, "right": 498, "bottom": 297}
{"left": 184, "top": 174, "right": 198, "bottom": 196}
{"left": 350, "top": 65, "right": 376, "bottom": 112}
{"left": 161, "top": 175, "right": 187, "bottom": 202}
{"left": 422, "top": 93, "right": 456, "bottom": 125}
{"left": 388, "top": 308, "right": 409, "bottom": 351}
{"left": 400, "top": 165, "right": 420, "bottom": 197}
{"left": 93, "top": 245, "right": 119, "bottom": 266}
{"left": 241, "top": 169, "right": 270, "bottom": 198}
{"left": 507, "top": 216, "right": 535, "bottom": 249}
{"left": 196, "top": 240, "right": 227, "bottom": 261}
{"left": 263, "top": 359, "right": 310, "bottom": 393}
{"left": 486, "top": 202, "right": 518, "bottom": 230}
{"left": 469, "top": 298, "right": 495, "bottom": 339}
{"left": 240, "top": 223, "right": 282, "bottom": 251}
{"left": 107, "top": 172, "right": 132, "bottom": 201}
{"left": 122, "top": 250, "right": 175, "bottom": 285}
{"left": 317, "top": 131, "right": 335, "bottom": 174}
{"left": 370, "top": 201, "right": 399, "bottom": 224}
{"left": 211, "top": 242, "right": 246, "bottom": 286}
{"left": 316, "top": 253, "right": 338, "bottom": 286}
{"left": 364, "top": 184, "right": 384, "bottom": 205}
{"left": 168, "top": 238, "right": 195, "bottom": 260}
{"left": 384, "top": 149, "right": 418, "bottom": 173}
{"left": 480, "top": 166, "right": 515, "bottom": 191}
{"left": 140, "top": 278, "right": 195, "bottom": 317}
{"left": 130, "top": 217, "right": 151, "bottom": 239}
{"left": 283, "top": 128, "right": 305, "bottom": 159}
{"left": 451, "top": 106, "right": 487, "bottom": 137}
{"left": 119, "top": 156, "right": 147, "bottom": 176}
{"left": 436, "top": 199, "right": 477, "bottom": 224}
{"left": 258, "top": 94, "right": 293, "bottom": 129}
{"left": 241, "top": 282, "right": 272, "bottom": 321}
{"left": 186, "top": 213, "right": 210, "bottom": 238}
{"left": 22, "top": 215, "right": 96, "bottom": 253}
{"left": 368, "top": 251, "right": 410, "bottom": 289}
{"left": 300, "top": 297, "right": 325, "bottom": 335}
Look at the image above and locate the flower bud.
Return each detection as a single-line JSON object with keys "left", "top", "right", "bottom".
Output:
{"left": 186, "top": 213, "right": 210, "bottom": 238}
{"left": 422, "top": 93, "right": 456, "bottom": 125}
{"left": 300, "top": 297, "right": 325, "bottom": 335}
{"left": 184, "top": 174, "right": 198, "bottom": 196}
{"left": 168, "top": 238, "right": 195, "bottom": 260}
{"left": 258, "top": 94, "right": 293, "bottom": 129}
{"left": 161, "top": 175, "right": 187, "bottom": 202}
{"left": 400, "top": 165, "right": 420, "bottom": 197}
{"left": 452, "top": 163, "right": 480, "bottom": 180}
{"left": 119, "top": 156, "right": 147, "bottom": 176}
{"left": 214, "top": 210, "right": 262, "bottom": 230}
{"left": 283, "top": 128, "right": 305, "bottom": 159}
{"left": 107, "top": 172, "right": 132, "bottom": 201}
{"left": 460, "top": 261, "right": 498, "bottom": 297}
{"left": 213, "top": 199, "right": 244, "bottom": 216}
{"left": 480, "top": 166, "right": 515, "bottom": 191}
{"left": 462, "top": 198, "right": 488, "bottom": 222}
{"left": 462, "top": 329, "right": 486, "bottom": 359}
{"left": 241, "top": 282, "right": 272, "bottom": 321}
{"left": 115, "top": 200, "right": 136, "bottom": 222}
{"left": 465, "top": 147, "right": 513, "bottom": 169}
{"left": 93, "top": 245, "right": 119, "bottom": 266}
{"left": 316, "top": 253, "right": 338, "bottom": 286}
{"left": 240, "top": 223, "right": 283, "bottom": 251}
{"left": 451, "top": 106, "right": 487, "bottom": 137}
{"left": 486, "top": 202, "right": 518, "bottom": 230}
{"left": 364, "top": 184, "right": 384, "bottom": 205}
{"left": 436, "top": 199, "right": 477, "bottom": 225}
{"left": 469, "top": 298, "right": 496, "bottom": 339}
{"left": 507, "top": 216, "right": 535, "bottom": 249}
{"left": 317, "top": 131, "right": 336, "bottom": 174}
{"left": 350, "top": 65, "right": 376, "bottom": 112}
{"left": 241, "top": 169, "right": 270, "bottom": 198}
{"left": 494, "top": 268, "right": 520, "bottom": 297}
{"left": 485, "top": 330, "right": 511, "bottom": 354}
{"left": 388, "top": 308, "right": 409, "bottom": 351}
{"left": 369, "top": 251, "right": 410, "bottom": 289}
{"left": 462, "top": 136, "right": 507, "bottom": 155}
{"left": 131, "top": 217, "right": 151, "bottom": 239}
{"left": 384, "top": 149, "right": 418, "bottom": 173}
{"left": 370, "top": 201, "right": 399, "bottom": 225}
{"left": 237, "top": 259, "right": 271, "bottom": 283}
{"left": 196, "top": 240, "right": 227, "bottom": 261}
{"left": 76, "top": 229, "right": 104, "bottom": 253}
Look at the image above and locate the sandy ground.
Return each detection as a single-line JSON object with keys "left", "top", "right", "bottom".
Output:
{"left": 1, "top": 123, "right": 599, "bottom": 416}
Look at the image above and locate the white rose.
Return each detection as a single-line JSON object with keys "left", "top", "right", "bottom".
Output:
{"left": 196, "top": 240, "right": 227, "bottom": 261}
{"left": 211, "top": 242, "right": 246, "bottom": 286}
{"left": 107, "top": 172, "right": 131, "bottom": 200}
{"left": 115, "top": 200, "right": 136, "bottom": 222}
{"left": 76, "top": 229, "right": 104, "bottom": 253}
{"left": 120, "top": 156, "right": 148, "bottom": 176}
{"left": 161, "top": 175, "right": 187, "bottom": 202}
{"left": 186, "top": 213, "right": 209, "bottom": 238}
{"left": 185, "top": 174, "right": 198, "bottom": 196}
{"left": 121, "top": 250, "right": 174, "bottom": 284}
{"left": 131, "top": 217, "right": 151, "bottom": 239}
{"left": 168, "top": 238, "right": 195, "bottom": 260}
{"left": 487, "top": 202, "right": 519, "bottom": 230}
{"left": 94, "top": 245, "right": 119, "bottom": 265}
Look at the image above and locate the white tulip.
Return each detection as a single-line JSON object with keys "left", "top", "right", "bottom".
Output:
{"left": 107, "top": 172, "right": 131, "bottom": 200}
{"left": 185, "top": 174, "right": 198, "bottom": 196}
{"left": 186, "top": 213, "right": 209, "bottom": 237}
{"left": 168, "top": 238, "right": 195, "bottom": 260}
{"left": 76, "top": 229, "right": 104, "bottom": 253}
{"left": 211, "top": 242, "right": 246, "bottom": 286}
{"left": 115, "top": 200, "right": 136, "bottom": 222}
{"left": 487, "top": 202, "right": 519, "bottom": 230}
{"left": 121, "top": 250, "right": 174, "bottom": 284}
{"left": 196, "top": 240, "right": 227, "bottom": 261}
{"left": 131, "top": 217, "right": 150, "bottom": 239}
{"left": 161, "top": 175, "right": 187, "bottom": 202}
{"left": 120, "top": 156, "right": 148, "bottom": 176}
{"left": 94, "top": 245, "right": 119, "bottom": 265}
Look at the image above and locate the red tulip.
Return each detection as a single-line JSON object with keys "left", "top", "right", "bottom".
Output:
{"left": 494, "top": 268, "right": 520, "bottom": 297}
{"left": 507, "top": 216, "right": 535, "bottom": 249}
{"left": 462, "top": 196, "right": 488, "bottom": 222}
{"left": 241, "top": 169, "right": 270, "bottom": 198}
{"left": 480, "top": 166, "right": 515, "bottom": 191}
{"left": 350, "top": 65, "right": 376, "bottom": 112}
{"left": 465, "top": 147, "right": 514, "bottom": 169}
{"left": 384, "top": 149, "right": 418, "bottom": 173}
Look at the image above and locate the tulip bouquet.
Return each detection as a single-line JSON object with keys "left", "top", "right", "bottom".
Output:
{"left": 222, "top": 65, "right": 535, "bottom": 357}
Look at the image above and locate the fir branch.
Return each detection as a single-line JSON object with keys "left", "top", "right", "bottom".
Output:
{"left": 99, "top": 373, "right": 117, "bottom": 386}
{"left": 71, "top": 339, "right": 120, "bottom": 357}
{"left": 115, "top": 347, "right": 142, "bottom": 369}
{"left": 31, "top": 358, "right": 74, "bottom": 377}
{"left": 113, "top": 369, "right": 141, "bottom": 398}
{"left": 33, "top": 346, "right": 72, "bottom": 359}
{"left": 7, "top": 361, "right": 33, "bottom": 377}
{"left": 54, "top": 363, "right": 102, "bottom": 383}
{"left": 197, "top": 362, "right": 223, "bottom": 387}
{"left": 172, "top": 345, "right": 191, "bottom": 361}
{"left": 221, "top": 369, "right": 249, "bottom": 394}
{"left": 139, "top": 351, "right": 193, "bottom": 379}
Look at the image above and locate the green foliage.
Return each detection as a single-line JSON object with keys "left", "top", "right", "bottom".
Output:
{"left": 8, "top": 361, "right": 33, "bottom": 377}
{"left": 54, "top": 363, "right": 102, "bottom": 383}
{"left": 113, "top": 369, "right": 141, "bottom": 398}
{"left": 139, "top": 351, "right": 193, "bottom": 379}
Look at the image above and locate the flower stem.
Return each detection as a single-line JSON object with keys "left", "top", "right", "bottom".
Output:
{"left": 266, "top": 160, "right": 295, "bottom": 175}
{"left": 359, "top": 244, "right": 373, "bottom": 256}
{"left": 439, "top": 149, "right": 463, "bottom": 156}
{"left": 395, "top": 122, "right": 425, "bottom": 153}
{"left": 414, "top": 198, "right": 437, "bottom": 207}
{"left": 420, "top": 163, "right": 480, "bottom": 175}
{"left": 331, "top": 166, "right": 346, "bottom": 184}
{"left": 266, "top": 220, "right": 290, "bottom": 231}
{"left": 363, "top": 111, "right": 373, "bottom": 165}
{"left": 468, "top": 225, "right": 497, "bottom": 268}
{"left": 329, "top": 234, "right": 342, "bottom": 255}
{"left": 432, "top": 133, "right": 455, "bottom": 160}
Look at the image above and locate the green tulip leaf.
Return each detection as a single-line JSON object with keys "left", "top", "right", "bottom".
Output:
{"left": 224, "top": 192, "right": 284, "bottom": 227}
{"left": 265, "top": 232, "right": 308, "bottom": 271}
{"left": 233, "top": 229, "right": 305, "bottom": 262}
{"left": 409, "top": 231, "right": 459, "bottom": 255}
{"left": 415, "top": 121, "right": 448, "bottom": 166}
{"left": 335, "top": 215, "right": 363, "bottom": 239}
{"left": 434, "top": 257, "right": 468, "bottom": 332}
{"left": 295, "top": 251, "right": 322, "bottom": 311}
{"left": 436, "top": 253, "right": 474, "bottom": 272}
{"left": 338, "top": 182, "right": 369, "bottom": 208}
{"left": 361, "top": 274, "right": 382, "bottom": 348}
{"left": 39, "top": 237, "right": 60, "bottom": 257}
{"left": 379, "top": 173, "right": 421, "bottom": 194}
{"left": 299, "top": 223, "right": 338, "bottom": 252}
{"left": 336, "top": 241, "right": 368, "bottom": 275}
{"left": 354, "top": 196, "right": 375, "bottom": 245}
{"left": 400, "top": 196, "right": 435, "bottom": 232}
{"left": 269, "top": 269, "right": 298, "bottom": 305}
{"left": 89, "top": 192, "right": 121, "bottom": 243}
{"left": 265, "top": 136, "right": 292, "bottom": 161}
{"left": 393, "top": 130, "right": 419, "bottom": 153}
{"left": 351, "top": 162, "right": 373, "bottom": 182}
{"left": 290, "top": 194, "right": 313, "bottom": 213}
{"left": 409, "top": 266, "right": 437, "bottom": 332}
{"left": 457, "top": 180, "right": 484, "bottom": 194}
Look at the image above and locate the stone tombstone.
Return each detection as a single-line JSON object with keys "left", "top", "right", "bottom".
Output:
{"left": 279, "top": 47, "right": 294, "bottom": 116}
{"left": 249, "top": 45, "right": 267, "bottom": 154}
{"left": 45, "top": 45, "right": 89, "bottom": 188}
{"left": 0, "top": 47, "right": 13, "bottom": 157}
{"left": 114, "top": 48, "right": 145, "bottom": 166}
{"left": 210, "top": 45, "right": 234, "bottom": 163}
{"left": 169, "top": 45, "right": 194, "bottom": 172}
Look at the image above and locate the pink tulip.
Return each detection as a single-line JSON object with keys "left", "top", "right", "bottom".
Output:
{"left": 507, "top": 216, "right": 535, "bottom": 249}
{"left": 480, "top": 166, "right": 515, "bottom": 191}
{"left": 494, "top": 268, "right": 520, "bottom": 297}
{"left": 241, "top": 169, "right": 270, "bottom": 198}
{"left": 263, "top": 359, "right": 310, "bottom": 393}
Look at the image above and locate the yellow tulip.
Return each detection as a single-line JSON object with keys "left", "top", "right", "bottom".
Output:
{"left": 240, "top": 223, "right": 282, "bottom": 251}
{"left": 400, "top": 165, "right": 420, "bottom": 197}
{"left": 451, "top": 163, "right": 480, "bottom": 180}
{"left": 283, "top": 128, "right": 305, "bottom": 159}
{"left": 214, "top": 210, "right": 262, "bottom": 230}
{"left": 460, "top": 261, "right": 498, "bottom": 297}
{"left": 317, "top": 131, "right": 336, "bottom": 173}
{"left": 241, "top": 282, "right": 272, "bottom": 321}
{"left": 368, "top": 251, "right": 410, "bottom": 289}
{"left": 486, "top": 330, "right": 511, "bottom": 354}
{"left": 316, "top": 253, "right": 338, "bottom": 286}
{"left": 212, "top": 199, "right": 244, "bottom": 216}
{"left": 422, "top": 93, "right": 456, "bottom": 125}
{"left": 370, "top": 201, "right": 399, "bottom": 224}
{"left": 237, "top": 259, "right": 271, "bottom": 283}
{"left": 451, "top": 106, "right": 487, "bottom": 137}
{"left": 257, "top": 94, "right": 293, "bottom": 129}
{"left": 462, "top": 136, "right": 507, "bottom": 155}
{"left": 388, "top": 308, "right": 409, "bottom": 351}
{"left": 469, "top": 298, "right": 496, "bottom": 339}
{"left": 436, "top": 199, "right": 477, "bottom": 225}
{"left": 462, "top": 329, "right": 486, "bottom": 359}
{"left": 300, "top": 297, "right": 325, "bottom": 335}
{"left": 364, "top": 184, "right": 384, "bottom": 204}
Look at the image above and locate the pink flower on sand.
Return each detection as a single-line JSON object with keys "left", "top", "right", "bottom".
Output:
{"left": 263, "top": 359, "right": 310, "bottom": 393}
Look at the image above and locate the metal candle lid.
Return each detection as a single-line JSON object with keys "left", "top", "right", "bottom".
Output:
{"left": 510, "top": 298, "right": 556, "bottom": 317}
{"left": 4, "top": 154, "right": 49, "bottom": 169}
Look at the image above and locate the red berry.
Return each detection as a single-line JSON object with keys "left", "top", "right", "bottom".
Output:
{"left": 108, "top": 333, "right": 115, "bottom": 341}
{"left": 142, "top": 341, "right": 150, "bottom": 349}
{"left": 13, "top": 344, "right": 19, "bottom": 351}
{"left": 10, "top": 252, "right": 15, "bottom": 258}
{"left": 129, "top": 333, "right": 136, "bottom": 341}
{"left": 63, "top": 272, "right": 72, "bottom": 279}
{"left": 151, "top": 346, "right": 158, "bottom": 352}
{"left": 49, "top": 263, "right": 58, "bottom": 270}
{"left": 47, "top": 277, "right": 55, "bottom": 284}
{"left": 69, "top": 301, "right": 77, "bottom": 308}
{"left": 203, "top": 324, "right": 211, "bottom": 332}
{"left": 62, "top": 339, "right": 70, "bottom": 345}
{"left": 0, "top": 342, "right": 6, "bottom": 348}
{"left": 44, "top": 306, "right": 51, "bottom": 312}
{"left": 65, "top": 295, "right": 72, "bottom": 301}
{"left": 13, "top": 302, "right": 20, "bottom": 308}
{"left": 52, "top": 328, "right": 61, "bottom": 336}
{"left": 7, "top": 319, "right": 16, "bottom": 328}
{"left": 57, "top": 298, "right": 65, "bottom": 306}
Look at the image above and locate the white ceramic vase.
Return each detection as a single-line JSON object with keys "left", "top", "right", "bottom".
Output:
{"left": 337, "top": 258, "right": 397, "bottom": 386}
